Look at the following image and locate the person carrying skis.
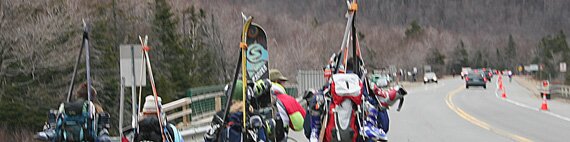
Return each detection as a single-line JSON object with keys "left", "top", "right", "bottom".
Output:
{"left": 35, "top": 83, "right": 112, "bottom": 142}
{"left": 204, "top": 70, "right": 305, "bottom": 142}
{"left": 204, "top": 79, "right": 272, "bottom": 142}
{"left": 268, "top": 69, "right": 306, "bottom": 137}
{"left": 132, "top": 95, "right": 184, "bottom": 142}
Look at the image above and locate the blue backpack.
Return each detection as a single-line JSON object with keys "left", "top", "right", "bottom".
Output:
{"left": 55, "top": 100, "right": 96, "bottom": 142}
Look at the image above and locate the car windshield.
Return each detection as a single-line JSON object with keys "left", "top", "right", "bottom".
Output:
{"left": 425, "top": 72, "right": 436, "bottom": 78}
{"left": 468, "top": 74, "right": 483, "bottom": 79}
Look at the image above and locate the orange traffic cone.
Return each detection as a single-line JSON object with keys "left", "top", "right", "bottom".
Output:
{"left": 499, "top": 83, "right": 504, "bottom": 91}
{"left": 540, "top": 94, "right": 549, "bottom": 111}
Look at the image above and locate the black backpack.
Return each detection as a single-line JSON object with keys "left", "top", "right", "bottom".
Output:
{"left": 135, "top": 116, "right": 175, "bottom": 142}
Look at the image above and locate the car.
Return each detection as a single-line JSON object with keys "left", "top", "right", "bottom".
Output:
{"left": 466, "top": 74, "right": 487, "bottom": 89}
{"left": 370, "top": 74, "right": 391, "bottom": 88}
{"left": 461, "top": 67, "right": 471, "bottom": 79}
{"left": 423, "top": 72, "right": 438, "bottom": 84}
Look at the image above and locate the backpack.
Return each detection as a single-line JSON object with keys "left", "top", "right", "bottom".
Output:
{"left": 324, "top": 74, "right": 362, "bottom": 142}
{"left": 55, "top": 100, "right": 96, "bottom": 142}
{"left": 136, "top": 116, "right": 181, "bottom": 142}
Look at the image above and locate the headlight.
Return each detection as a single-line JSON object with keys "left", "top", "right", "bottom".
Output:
{"left": 433, "top": 77, "right": 437, "bottom": 80}
{"left": 424, "top": 77, "right": 428, "bottom": 81}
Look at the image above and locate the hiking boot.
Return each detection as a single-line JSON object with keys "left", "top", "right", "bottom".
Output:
{"left": 34, "top": 129, "right": 55, "bottom": 141}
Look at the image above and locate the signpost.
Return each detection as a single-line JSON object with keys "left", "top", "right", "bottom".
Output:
{"left": 119, "top": 44, "right": 147, "bottom": 135}
{"left": 560, "top": 62, "right": 567, "bottom": 72}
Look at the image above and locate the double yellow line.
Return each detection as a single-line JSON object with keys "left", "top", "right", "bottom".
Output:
{"left": 445, "top": 86, "right": 533, "bottom": 142}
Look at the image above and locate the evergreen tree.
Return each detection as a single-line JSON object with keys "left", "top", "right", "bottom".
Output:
{"left": 448, "top": 40, "right": 469, "bottom": 72}
{"left": 426, "top": 48, "right": 446, "bottom": 65}
{"left": 505, "top": 34, "right": 517, "bottom": 68}
{"left": 90, "top": 1, "right": 124, "bottom": 135}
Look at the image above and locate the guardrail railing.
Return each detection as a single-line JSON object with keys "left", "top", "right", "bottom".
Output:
{"left": 537, "top": 84, "right": 570, "bottom": 98}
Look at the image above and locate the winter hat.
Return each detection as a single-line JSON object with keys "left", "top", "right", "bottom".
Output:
{"left": 269, "top": 69, "right": 288, "bottom": 82}
{"left": 143, "top": 95, "right": 162, "bottom": 113}
{"left": 76, "top": 83, "right": 97, "bottom": 101}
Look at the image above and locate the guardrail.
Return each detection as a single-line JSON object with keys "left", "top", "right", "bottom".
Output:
{"left": 537, "top": 84, "right": 570, "bottom": 98}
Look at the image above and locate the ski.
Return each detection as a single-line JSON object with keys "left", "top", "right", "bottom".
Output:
{"left": 138, "top": 35, "right": 169, "bottom": 142}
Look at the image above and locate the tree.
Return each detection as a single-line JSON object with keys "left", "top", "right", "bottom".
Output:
{"left": 505, "top": 34, "right": 517, "bottom": 68}
{"left": 426, "top": 47, "right": 446, "bottom": 72}
{"left": 535, "top": 31, "right": 569, "bottom": 81}
{"left": 405, "top": 20, "right": 423, "bottom": 38}
{"left": 448, "top": 40, "right": 469, "bottom": 72}
{"left": 495, "top": 48, "right": 504, "bottom": 70}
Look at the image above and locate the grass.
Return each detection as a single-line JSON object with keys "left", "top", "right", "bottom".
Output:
{"left": 0, "top": 126, "right": 40, "bottom": 142}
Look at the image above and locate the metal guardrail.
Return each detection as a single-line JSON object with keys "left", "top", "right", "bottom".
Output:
{"left": 537, "top": 84, "right": 570, "bottom": 98}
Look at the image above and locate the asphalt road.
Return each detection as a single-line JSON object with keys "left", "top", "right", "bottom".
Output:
{"left": 289, "top": 76, "right": 570, "bottom": 142}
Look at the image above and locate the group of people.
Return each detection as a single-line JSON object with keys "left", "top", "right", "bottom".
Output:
{"left": 204, "top": 67, "right": 407, "bottom": 142}
{"left": 34, "top": 68, "right": 403, "bottom": 142}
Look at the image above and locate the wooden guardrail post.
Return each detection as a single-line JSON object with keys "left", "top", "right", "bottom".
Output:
{"left": 183, "top": 104, "right": 189, "bottom": 126}
{"left": 215, "top": 96, "right": 222, "bottom": 112}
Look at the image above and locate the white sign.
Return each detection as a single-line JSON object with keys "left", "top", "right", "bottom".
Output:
{"left": 561, "top": 62, "right": 567, "bottom": 72}
{"left": 120, "top": 44, "right": 147, "bottom": 87}
{"left": 526, "top": 64, "right": 539, "bottom": 72}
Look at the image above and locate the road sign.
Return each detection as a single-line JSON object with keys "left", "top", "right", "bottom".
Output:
{"left": 120, "top": 44, "right": 147, "bottom": 87}
{"left": 560, "top": 62, "right": 567, "bottom": 72}
{"left": 526, "top": 64, "right": 539, "bottom": 72}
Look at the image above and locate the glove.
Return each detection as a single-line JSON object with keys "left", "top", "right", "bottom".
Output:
{"left": 255, "top": 79, "right": 272, "bottom": 97}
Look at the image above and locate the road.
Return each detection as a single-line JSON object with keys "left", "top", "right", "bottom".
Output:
{"left": 289, "top": 76, "right": 570, "bottom": 142}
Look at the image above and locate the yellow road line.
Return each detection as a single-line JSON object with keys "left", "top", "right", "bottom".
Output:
{"left": 445, "top": 86, "right": 533, "bottom": 142}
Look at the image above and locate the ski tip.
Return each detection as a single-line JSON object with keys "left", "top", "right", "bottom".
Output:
{"left": 241, "top": 12, "right": 247, "bottom": 20}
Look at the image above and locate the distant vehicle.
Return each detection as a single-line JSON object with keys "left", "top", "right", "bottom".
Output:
{"left": 370, "top": 74, "right": 391, "bottom": 88}
{"left": 466, "top": 74, "right": 486, "bottom": 89}
{"left": 461, "top": 67, "right": 471, "bottom": 79}
{"left": 423, "top": 72, "right": 438, "bottom": 84}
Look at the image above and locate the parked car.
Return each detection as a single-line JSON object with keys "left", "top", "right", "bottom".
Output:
{"left": 466, "top": 74, "right": 486, "bottom": 89}
{"left": 423, "top": 72, "right": 438, "bottom": 84}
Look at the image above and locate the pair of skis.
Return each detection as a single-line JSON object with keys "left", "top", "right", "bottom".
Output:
{"left": 135, "top": 35, "right": 173, "bottom": 142}
{"left": 219, "top": 13, "right": 269, "bottom": 141}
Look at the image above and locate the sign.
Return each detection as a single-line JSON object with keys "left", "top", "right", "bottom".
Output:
{"left": 120, "top": 44, "right": 147, "bottom": 87}
{"left": 561, "top": 62, "right": 567, "bottom": 72}
{"left": 525, "top": 64, "right": 539, "bottom": 72}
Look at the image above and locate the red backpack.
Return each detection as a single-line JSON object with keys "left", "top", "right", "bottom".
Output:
{"left": 324, "top": 74, "right": 362, "bottom": 142}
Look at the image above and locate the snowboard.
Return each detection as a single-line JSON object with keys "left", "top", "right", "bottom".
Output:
{"left": 245, "top": 23, "right": 269, "bottom": 83}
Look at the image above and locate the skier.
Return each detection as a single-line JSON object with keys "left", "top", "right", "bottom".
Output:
{"left": 35, "top": 83, "right": 111, "bottom": 142}
{"left": 132, "top": 95, "right": 183, "bottom": 142}
{"left": 268, "top": 69, "right": 306, "bottom": 137}
{"left": 204, "top": 71, "right": 305, "bottom": 142}
{"left": 508, "top": 70, "right": 513, "bottom": 82}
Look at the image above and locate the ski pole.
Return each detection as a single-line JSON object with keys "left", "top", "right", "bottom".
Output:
{"left": 139, "top": 36, "right": 167, "bottom": 142}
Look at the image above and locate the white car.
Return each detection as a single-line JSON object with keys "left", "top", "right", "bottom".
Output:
{"left": 424, "top": 72, "right": 438, "bottom": 84}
